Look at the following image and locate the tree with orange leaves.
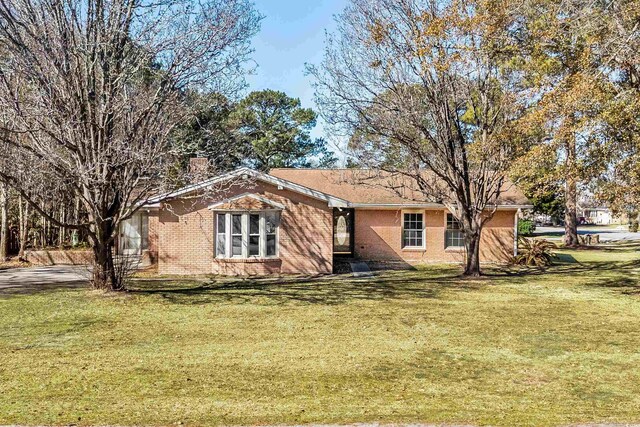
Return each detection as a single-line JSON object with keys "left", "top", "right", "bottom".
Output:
{"left": 310, "top": 0, "right": 528, "bottom": 276}
{"left": 508, "top": 0, "right": 638, "bottom": 244}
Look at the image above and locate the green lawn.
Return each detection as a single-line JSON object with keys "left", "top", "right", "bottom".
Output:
{"left": 1, "top": 246, "right": 640, "bottom": 426}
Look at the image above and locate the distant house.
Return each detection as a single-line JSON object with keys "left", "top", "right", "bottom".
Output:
{"left": 118, "top": 167, "right": 531, "bottom": 275}
{"left": 577, "top": 206, "right": 619, "bottom": 225}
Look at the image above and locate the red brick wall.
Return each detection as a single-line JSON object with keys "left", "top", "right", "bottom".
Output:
{"left": 147, "top": 212, "right": 159, "bottom": 265}
{"left": 155, "top": 181, "right": 333, "bottom": 276}
{"left": 26, "top": 250, "right": 93, "bottom": 266}
{"left": 354, "top": 209, "right": 516, "bottom": 264}
{"left": 157, "top": 197, "right": 215, "bottom": 275}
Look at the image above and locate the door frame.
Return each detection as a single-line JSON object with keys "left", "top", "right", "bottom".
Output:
{"left": 333, "top": 208, "right": 355, "bottom": 256}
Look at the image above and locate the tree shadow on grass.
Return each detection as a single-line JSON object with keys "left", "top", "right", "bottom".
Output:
{"left": 129, "top": 266, "right": 488, "bottom": 306}
{"left": 129, "top": 253, "right": 640, "bottom": 305}
{"left": 0, "top": 280, "right": 88, "bottom": 298}
{"left": 584, "top": 275, "right": 640, "bottom": 295}
{"left": 486, "top": 255, "right": 640, "bottom": 297}
{"left": 487, "top": 258, "right": 640, "bottom": 279}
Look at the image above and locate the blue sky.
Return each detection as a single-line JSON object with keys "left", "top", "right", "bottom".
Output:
{"left": 245, "top": 0, "right": 348, "bottom": 152}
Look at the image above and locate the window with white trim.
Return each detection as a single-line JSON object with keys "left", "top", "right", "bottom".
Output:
{"left": 216, "top": 213, "right": 226, "bottom": 257}
{"left": 265, "top": 212, "right": 278, "bottom": 256}
{"left": 231, "top": 214, "right": 243, "bottom": 257}
{"left": 402, "top": 212, "right": 424, "bottom": 248}
{"left": 248, "top": 213, "right": 260, "bottom": 256}
{"left": 216, "top": 212, "right": 280, "bottom": 258}
{"left": 445, "top": 213, "right": 464, "bottom": 248}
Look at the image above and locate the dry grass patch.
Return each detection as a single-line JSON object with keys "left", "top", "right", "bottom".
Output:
{"left": 1, "top": 247, "right": 639, "bottom": 426}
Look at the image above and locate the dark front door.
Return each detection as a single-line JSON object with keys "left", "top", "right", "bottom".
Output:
{"left": 333, "top": 208, "right": 354, "bottom": 255}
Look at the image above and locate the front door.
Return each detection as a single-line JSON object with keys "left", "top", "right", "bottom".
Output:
{"left": 333, "top": 208, "right": 354, "bottom": 256}
{"left": 119, "top": 213, "right": 143, "bottom": 256}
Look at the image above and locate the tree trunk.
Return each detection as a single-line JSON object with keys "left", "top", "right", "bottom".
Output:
{"left": 18, "top": 195, "right": 29, "bottom": 259}
{"left": 564, "top": 136, "right": 579, "bottom": 247}
{"left": 91, "top": 241, "right": 122, "bottom": 291}
{"left": 59, "top": 206, "right": 65, "bottom": 249}
{"left": 464, "top": 231, "right": 482, "bottom": 277}
{"left": 564, "top": 176, "right": 579, "bottom": 246}
{"left": 89, "top": 216, "right": 125, "bottom": 291}
{"left": 0, "top": 182, "right": 9, "bottom": 262}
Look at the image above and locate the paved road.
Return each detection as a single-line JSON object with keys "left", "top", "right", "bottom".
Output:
{"left": 0, "top": 265, "right": 88, "bottom": 292}
{"left": 535, "top": 225, "right": 639, "bottom": 242}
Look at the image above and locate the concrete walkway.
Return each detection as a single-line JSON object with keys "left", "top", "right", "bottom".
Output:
{"left": 349, "top": 261, "right": 373, "bottom": 277}
{"left": 0, "top": 266, "right": 88, "bottom": 293}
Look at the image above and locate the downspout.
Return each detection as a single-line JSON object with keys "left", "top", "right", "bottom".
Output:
{"left": 514, "top": 208, "right": 521, "bottom": 257}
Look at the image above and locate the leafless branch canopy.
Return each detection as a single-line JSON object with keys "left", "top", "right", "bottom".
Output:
{"left": 312, "top": 0, "right": 523, "bottom": 223}
{"left": 310, "top": 0, "right": 527, "bottom": 274}
{"left": 0, "top": 0, "right": 261, "bottom": 288}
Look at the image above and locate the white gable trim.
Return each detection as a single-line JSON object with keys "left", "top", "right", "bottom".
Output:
{"left": 207, "top": 193, "right": 287, "bottom": 210}
{"left": 144, "top": 167, "right": 532, "bottom": 210}
{"left": 145, "top": 167, "right": 350, "bottom": 208}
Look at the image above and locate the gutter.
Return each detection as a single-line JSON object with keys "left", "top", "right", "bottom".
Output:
{"left": 349, "top": 203, "right": 534, "bottom": 210}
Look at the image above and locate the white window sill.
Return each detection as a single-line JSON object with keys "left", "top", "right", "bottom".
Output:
{"left": 214, "top": 257, "right": 281, "bottom": 264}
{"left": 402, "top": 247, "right": 426, "bottom": 252}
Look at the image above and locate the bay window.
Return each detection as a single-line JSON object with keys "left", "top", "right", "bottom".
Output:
{"left": 232, "top": 214, "right": 243, "bottom": 256}
{"left": 265, "top": 212, "right": 278, "bottom": 256}
{"left": 249, "top": 214, "right": 260, "bottom": 256}
{"left": 215, "top": 211, "right": 280, "bottom": 258}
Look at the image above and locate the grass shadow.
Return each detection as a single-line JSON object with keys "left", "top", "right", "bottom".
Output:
{"left": 0, "top": 281, "right": 88, "bottom": 297}
{"left": 490, "top": 259, "right": 640, "bottom": 278}
{"left": 129, "top": 266, "right": 486, "bottom": 306}
{"left": 130, "top": 241, "right": 640, "bottom": 305}
{"left": 585, "top": 275, "right": 640, "bottom": 295}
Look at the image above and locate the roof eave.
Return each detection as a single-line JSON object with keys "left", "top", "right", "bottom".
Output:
{"left": 144, "top": 167, "right": 350, "bottom": 208}
{"left": 349, "top": 203, "right": 533, "bottom": 210}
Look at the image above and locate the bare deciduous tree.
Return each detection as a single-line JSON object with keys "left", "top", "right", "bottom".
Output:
{"left": 0, "top": 181, "right": 8, "bottom": 262}
{"left": 17, "top": 194, "right": 29, "bottom": 259}
{"left": 0, "top": 0, "right": 261, "bottom": 289}
{"left": 310, "top": 0, "right": 524, "bottom": 276}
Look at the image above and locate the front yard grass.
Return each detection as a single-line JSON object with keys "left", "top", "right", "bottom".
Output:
{"left": 1, "top": 245, "right": 640, "bottom": 426}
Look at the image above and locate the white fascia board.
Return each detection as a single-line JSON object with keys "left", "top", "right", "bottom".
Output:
{"left": 350, "top": 203, "right": 534, "bottom": 210}
{"left": 260, "top": 172, "right": 349, "bottom": 207}
{"left": 350, "top": 203, "right": 444, "bottom": 209}
{"left": 207, "top": 193, "right": 287, "bottom": 210}
{"left": 496, "top": 205, "right": 534, "bottom": 210}
{"left": 145, "top": 168, "right": 251, "bottom": 205}
{"left": 144, "top": 167, "right": 350, "bottom": 208}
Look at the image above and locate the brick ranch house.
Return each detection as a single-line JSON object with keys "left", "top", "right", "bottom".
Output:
{"left": 118, "top": 167, "right": 531, "bottom": 275}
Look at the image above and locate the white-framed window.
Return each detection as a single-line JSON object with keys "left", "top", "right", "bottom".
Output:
{"left": 402, "top": 212, "right": 424, "bottom": 248}
{"left": 265, "top": 211, "right": 278, "bottom": 257}
{"left": 119, "top": 211, "right": 149, "bottom": 255}
{"left": 248, "top": 213, "right": 260, "bottom": 256}
{"left": 231, "top": 213, "right": 243, "bottom": 257}
{"left": 216, "top": 213, "right": 226, "bottom": 257}
{"left": 445, "top": 213, "right": 464, "bottom": 248}
{"left": 215, "top": 211, "right": 280, "bottom": 259}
